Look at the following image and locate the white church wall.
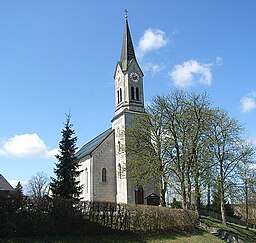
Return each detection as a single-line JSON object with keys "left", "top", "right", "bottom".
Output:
{"left": 112, "top": 115, "right": 128, "bottom": 204}
{"left": 78, "top": 155, "right": 93, "bottom": 201}
{"left": 92, "top": 132, "right": 116, "bottom": 202}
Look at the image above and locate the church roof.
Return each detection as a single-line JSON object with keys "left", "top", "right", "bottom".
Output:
{"left": 119, "top": 18, "right": 136, "bottom": 71}
{"left": 76, "top": 128, "right": 113, "bottom": 159}
{"left": 0, "top": 174, "right": 14, "bottom": 191}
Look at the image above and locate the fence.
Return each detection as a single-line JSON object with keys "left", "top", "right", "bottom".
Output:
{"left": 200, "top": 210, "right": 256, "bottom": 229}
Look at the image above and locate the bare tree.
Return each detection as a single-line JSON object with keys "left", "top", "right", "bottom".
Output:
{"left": 126, "top": 90, "right": 214, "bottom": 209}
{"left": 183, "top": 92, "right": 214, "bottom": 213}
{"left": 27, "top": 172, "right": 50, "bottom": 199}
{"left": 126, "top": 90, "right": 255, "bottom": 217}
{"left": 236, "top": 146, "right": 255, "bottom": 228}
{"left": 209, "top": 108, "right": 254, "bottom": 225}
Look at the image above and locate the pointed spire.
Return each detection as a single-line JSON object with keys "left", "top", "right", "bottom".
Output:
{"left": 120, "top": 10, "right": 136, "bottom": 71}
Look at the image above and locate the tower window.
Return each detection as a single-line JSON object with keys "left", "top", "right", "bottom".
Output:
{"left": 131, "top": 86, "right": 135, "bottom": 100}
{"left": 117, "top": 90, "right": 120, "bottom": 104}
{"left": 136, "top": 87, "right": 139, "bottom": 100}
{"left": 118, "top": 141, "right": 121, "bottom": 152}
{"left": 102, "top": 168, "right": 107, "bottom": 182}
{"left": 119, "top": 88, "right": 122, "bottom": 102}
{"left": 118, "top": 163, "right": 122, "bottom": 179}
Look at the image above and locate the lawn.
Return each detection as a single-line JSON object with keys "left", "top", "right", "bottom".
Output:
{"left": 0, "top": 230, "right": 222, "bottom": 243}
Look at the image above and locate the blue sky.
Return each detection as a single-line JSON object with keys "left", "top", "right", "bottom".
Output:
{"left": 1, "top": 0, "right": 256, "bottom": 188}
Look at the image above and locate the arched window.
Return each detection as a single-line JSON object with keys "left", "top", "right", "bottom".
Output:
{"left": 85, "top": 168, "right": 88, "bottom": 194}
{"left": 117, "top": 90, "right": 120, "bottom": 104}
{"left": 131, "top": 86, "right": 135, "bottom": 100}
{"left": 119, "top": 88, "right": 122, "bottom": 102}
{"left": 102, "top": 168, "right": 107, "bottom": 182}
{"left": 118, "top": 163, "right": 122, "bottom": 179}
{"left": 136, "top": 87, "right": 139, "bottom": 100}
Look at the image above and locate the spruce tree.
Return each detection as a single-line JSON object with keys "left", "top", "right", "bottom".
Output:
{"left": 50, "top": 114, "right": 82, "bottom": 199}
{"left": 15, "top": 181, "right": 23, "bottom": 197}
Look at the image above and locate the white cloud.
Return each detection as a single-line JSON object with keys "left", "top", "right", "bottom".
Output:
{"left": 137, "top": 28, "right": 168, "bottom": 58}
{"left": 0, "top": 133, "right": 57, "bottom": 158}
{"left": 216, "top": 56, "right": 223, "bottom": 66}
{"left": 169, "top": 60, "right": 212, "bottom": 89}
{"left": 143, "top": 62, "right": 165, "bottom": 75}
{"left": 240, "top": 92, "right": 256, "bottom": 113}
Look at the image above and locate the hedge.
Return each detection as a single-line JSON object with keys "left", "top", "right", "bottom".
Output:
{"left": 0, "top": 192, "right": 199, "bottom": 237}
{"left": 82, "top": 201, "right": 199, "bottom": 233}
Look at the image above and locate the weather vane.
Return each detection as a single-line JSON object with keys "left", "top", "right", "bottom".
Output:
{"left": 124, "top": 9, "right": 128, "bottom": 20}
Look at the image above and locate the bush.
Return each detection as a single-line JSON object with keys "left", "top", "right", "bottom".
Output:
{"left": 0, "top": 191, "right": 23, "bottom": 236}
{"left": 171, "top": 198, "right": 182, "bottom": 209}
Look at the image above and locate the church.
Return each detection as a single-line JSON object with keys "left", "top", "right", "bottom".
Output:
{"left": 76, "top": 14, "right": 160, "bottom": 205}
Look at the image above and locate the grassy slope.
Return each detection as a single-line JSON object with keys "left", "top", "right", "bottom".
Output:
{"left": 200, "top": 216, "right": 256, "bottom": 243}
{"left": 2, "top": 216, "right": 256, "bottom": 242}
{"left": 0, "top": 230, "right": 222, "bottom": 243}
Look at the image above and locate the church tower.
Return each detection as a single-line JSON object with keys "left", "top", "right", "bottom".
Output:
{"left": 114, "top": 15, "right": 144, "bottom": 116}
{"left": 112, "top": 13, "right": 145, "bottom": 204}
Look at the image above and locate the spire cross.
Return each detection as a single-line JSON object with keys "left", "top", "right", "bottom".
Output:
{"left": 124, "top": 9, "right": 128, "bottom": 20}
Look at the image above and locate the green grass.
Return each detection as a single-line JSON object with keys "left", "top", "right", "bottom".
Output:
{"left": 0, "top": 230, "right": 222, "bottom": 243}
{"left": 200, "top": 216, "right": 256, "bottom": 243}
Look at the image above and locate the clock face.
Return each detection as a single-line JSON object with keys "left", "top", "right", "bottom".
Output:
{"left": 130, "top": 72, "right": 139, "bottom": 82}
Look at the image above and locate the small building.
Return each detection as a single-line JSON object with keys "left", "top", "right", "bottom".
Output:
{"left": 145, "top": 193, "right": 160, "bottom": 206}
{"left": 0, "top": 174, "right": 14, "bottom": 191}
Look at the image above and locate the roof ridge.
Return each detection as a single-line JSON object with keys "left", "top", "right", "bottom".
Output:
{"left": 76, "top": 128, "right": 113, "bottom": 159}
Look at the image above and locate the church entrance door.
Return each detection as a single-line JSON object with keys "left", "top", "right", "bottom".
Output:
{"left": 135, "top": 187, "right": 144, "bottom": 204}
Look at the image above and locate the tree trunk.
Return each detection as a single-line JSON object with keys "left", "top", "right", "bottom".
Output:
{"left": 194, "top": 175, "right": 201, "bottom": 216}
{"left": 181, "top": 177, "right": 187, "bottom": 209}
{"left": 220, "top": 175, "right": 226, "bottom": 225}
{"left": 244, "top": 161, "right": 249, "bottom": 229}
{"left": 220, "top": 197, "right": 226, "bottom": 226}
{"left": 187, "top": 171, "right": 192, "bottom": 210}
{"left": 207, "top": 182, "right": 211, "bottom": 211}
{"left": 160, "top": 180, "right": 167, "bottom": 207}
